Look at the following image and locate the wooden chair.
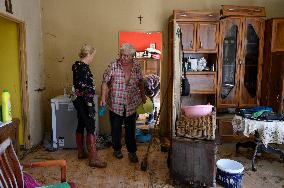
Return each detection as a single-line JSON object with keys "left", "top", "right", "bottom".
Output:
{"left": 0, "top": 138, "right": 75, "bottom": 188}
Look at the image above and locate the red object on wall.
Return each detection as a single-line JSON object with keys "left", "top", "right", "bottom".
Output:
{"left": 119, "top": 32, "right": 162, "bottom": 52}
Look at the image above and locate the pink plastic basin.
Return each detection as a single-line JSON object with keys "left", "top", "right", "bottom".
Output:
{"left": 181, "top": 105, "right": 213, "bottom": 118}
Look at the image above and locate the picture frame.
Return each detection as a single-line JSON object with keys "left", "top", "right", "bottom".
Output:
{"left": 150, "top": 43, "right": 156, "bottom": 49}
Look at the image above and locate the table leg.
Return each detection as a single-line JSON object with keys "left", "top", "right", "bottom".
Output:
{"left": 258, "top": 144, "right": 284, "bottom": 162}
{"left": 252, "top": 141, "right": 260, "bottom": 171}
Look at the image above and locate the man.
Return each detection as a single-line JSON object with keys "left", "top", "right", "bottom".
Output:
{"left": 100, "top": 43, "right": 146, "bottom": 163}
{"left": 143, "top": 74, "right": 160, "bottom": 125}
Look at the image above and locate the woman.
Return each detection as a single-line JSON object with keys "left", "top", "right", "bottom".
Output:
{"left": 143, "top": 74, "right": 160, "bottom": 125}
{"left": 72, "top": 44, "right": 107, "bottom": 168}
{"left": 100, "top": 43, "right": 146, "bottom": 163}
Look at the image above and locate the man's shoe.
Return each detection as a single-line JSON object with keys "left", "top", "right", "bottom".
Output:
{"left": 128, "top": 152, "right": 138, "bottom": 163}
{"left": 113, "top": 150, "right": 123, "bottom": 159}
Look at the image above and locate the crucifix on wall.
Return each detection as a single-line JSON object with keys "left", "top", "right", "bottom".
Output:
{"left": 138, "top": 14, "right": 143, "bottom": 24}
{"left": 5, "top": 0, "right": 13, "bottom": 14}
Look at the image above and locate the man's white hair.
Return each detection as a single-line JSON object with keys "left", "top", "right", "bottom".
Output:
{"left": 120, "top": 43, "right": 136, "bottom": 56}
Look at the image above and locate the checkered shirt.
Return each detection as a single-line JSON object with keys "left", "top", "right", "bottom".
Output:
{"left": 102, "top": 59, "right": 143, "bottom": 117}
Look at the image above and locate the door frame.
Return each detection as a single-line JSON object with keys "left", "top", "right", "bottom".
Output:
{"left": 118, "top": 30, "right": 163, "bottom": 101}
{"left": 118, "top": 31, "right": 168, "bottom": 135}
{"left": 118, "top": 31, "right": 163, "bottom": 70}
{"left": 0, "top": 13, "right": 30, "bottom": 148}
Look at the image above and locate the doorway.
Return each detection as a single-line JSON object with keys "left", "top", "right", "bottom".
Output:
{"left": 0, "top": 13, "right": 29, "bottom": 146}
{"left": 119, "top": 31, "right": 162, "bottom": 127}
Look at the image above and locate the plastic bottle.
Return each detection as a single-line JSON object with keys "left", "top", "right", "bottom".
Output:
{"left": 0, "top": 105, "right": 2, "bottom": 122}
{"left": 2, "top": 89, "right": 12, "bottom": 122}
{"left": 98, "top": 105, "right": 106, "bottom": 117}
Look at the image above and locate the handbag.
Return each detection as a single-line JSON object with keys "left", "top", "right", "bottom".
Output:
{"left": 181, "top": 57, "right": 190, "bottom": 96}
{"left": 178, "top": 28, "right": 190, "bottom": 96}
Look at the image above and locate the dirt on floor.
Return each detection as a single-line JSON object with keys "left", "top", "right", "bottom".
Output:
{"left": 21, "top": 142, "right": 284, "bottom": 188}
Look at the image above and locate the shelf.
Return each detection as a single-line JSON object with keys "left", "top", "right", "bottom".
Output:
{"left": 243, "top": 64, "right": 257, "bottom": 67}
{"left": 134, "top": 57, "right": 159, "bottom": 61}
{"left": 246, "top": 43, "right": 258, "bottom": 45}
{"left": 183, "top": 50, "right": 218, "bottom": 54}
{"left": 186, "top": 71, "right": 216, "bottom": 75}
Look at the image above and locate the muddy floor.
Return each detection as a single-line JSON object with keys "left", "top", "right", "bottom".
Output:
{"left": 21, "top": 143, "right": 284, "bottom": 188}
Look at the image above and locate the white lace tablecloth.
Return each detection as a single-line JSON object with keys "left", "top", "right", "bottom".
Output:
{"left": 232, "top": 115, "right": 284, "bottom": 147}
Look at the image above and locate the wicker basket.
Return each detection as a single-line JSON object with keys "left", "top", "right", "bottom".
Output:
{"left": 176, "top": 111, "right": 216, "bottom": 140}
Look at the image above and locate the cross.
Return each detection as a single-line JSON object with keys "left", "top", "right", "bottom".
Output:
{"left": 138, "top": 14, "right": 143, "bottom": 24}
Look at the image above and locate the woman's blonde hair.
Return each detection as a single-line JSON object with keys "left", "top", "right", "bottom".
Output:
{"left": 78, "top": 44, "right": 96, "bottom": 58}
{"left": 120, "top": 43, "right": 136, "bottom": 57}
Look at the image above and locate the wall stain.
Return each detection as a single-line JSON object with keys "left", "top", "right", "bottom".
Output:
{"left": 57, "top": 57, "right": 65, "bottom": 63}
{"left": 45, "top": 32, "right": 56, "bottom": 38}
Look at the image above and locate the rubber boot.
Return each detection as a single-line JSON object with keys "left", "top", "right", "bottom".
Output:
{"left": 76, "top": 132, "right": 88, "bottom": 159}
{"left": 154, "top": 107, "right": 158, "bottom": 120}
{"left": 145, "top": 113, "right": 155, "bottom": 125}
{"left": 86, "top": 134, "right": 107, "bottom": 168}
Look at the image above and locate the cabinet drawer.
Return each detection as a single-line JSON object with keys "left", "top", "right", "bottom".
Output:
{"left": 218, "top": 119, "right": 254, "bottom": 143}
{"left": 187, "top": 73, "right": 216, "bottom": 94}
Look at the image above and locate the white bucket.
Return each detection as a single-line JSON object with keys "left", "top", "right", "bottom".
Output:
{"left": 217, "top": 159, "right": 244, "bottom": 174}
{"left": 216, "top": 159, "right": 244, "bottom": 188}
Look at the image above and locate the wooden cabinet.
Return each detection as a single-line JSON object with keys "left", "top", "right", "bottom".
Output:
{"left": 168, "top": 10, "right": 219, "bottom": 138}
{"left": 217, "top": 17, "right": 264, "bottom": 108}
{"left": 177, "top": 13, "right": 219, "bottom": 108}
{"left": 177, "top": 11, "right": 219, "bottom": 98}
{"left": 135, "top": 58, "right": 160, "bottom": 76}
{"left": 218, "top": 117, "right": 254, "bottom": 143}
{"left": 261, "top": 18, "right": 284, "bottom": 113}
{"left": 180, "top": 22, "right": 218, "bottom": 53}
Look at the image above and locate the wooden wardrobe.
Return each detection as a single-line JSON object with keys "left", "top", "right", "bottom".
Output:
{"left": 217, "top": 5, "right": 265, "bottom": 108}
{"left": 261, "top": 18, "right": 284, "bottom": 113}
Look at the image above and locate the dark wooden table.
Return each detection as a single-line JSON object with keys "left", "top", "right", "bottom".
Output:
{"left": 0, "top": 118, "right": 19, "bottom": 154}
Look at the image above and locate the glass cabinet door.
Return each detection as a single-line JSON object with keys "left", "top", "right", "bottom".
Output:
{"left": 221, "top": 26, "right": 237, "bottom": 99}
{"left": 218, "top": 18, "right": 241, "bottom": 107}
{"left": 239, "top": 18, "right": 264, "bottom": 106}
{"left": 244, "top": 24, "right": 259, "bottom": 98}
